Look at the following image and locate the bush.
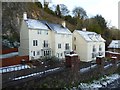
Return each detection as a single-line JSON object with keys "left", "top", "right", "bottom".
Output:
{"left": 41, "top": 56, "right": 60, "bottom": 66}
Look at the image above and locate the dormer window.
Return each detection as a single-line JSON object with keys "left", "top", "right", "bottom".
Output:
{"left": 88, "top": 34, "right": 94, "bottom": 40}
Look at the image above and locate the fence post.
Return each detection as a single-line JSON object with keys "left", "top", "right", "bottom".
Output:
{"left": 96, "top": 56, "right": 105, "bottom": 75}
{"left": 111, "top": 57, "right": 117, "bottom": 71}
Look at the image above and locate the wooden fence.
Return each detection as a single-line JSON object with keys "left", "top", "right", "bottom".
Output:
{"left": 0, "top": 56, "right": 29, "bottom": 67}
{"left": 106, "top": 51, "right": 120, "bottom": 60}
{"left": 1, "top": 48, "right": 18, "bottom": 54}
{"left": 2, "top": 65, "right": 64, "bottom": 88}
{"left": 2, "top": 60, "right": 120, "bottom": 89}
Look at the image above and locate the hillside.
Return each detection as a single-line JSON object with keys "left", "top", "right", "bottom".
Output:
{"left": 2, "top": 2, "right": 75, "bottom": 42}
{"left": 2, "top": 2, "right": 120, "bottom": 49}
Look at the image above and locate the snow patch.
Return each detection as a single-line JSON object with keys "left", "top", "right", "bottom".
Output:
{"left": 0, "top": 64, "right": 30, "bottom": 73}
{"left": 80, "top": 64, "right": 97, "bottom": 73}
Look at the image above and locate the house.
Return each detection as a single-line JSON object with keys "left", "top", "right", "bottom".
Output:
{"left": 19, "top": 12, "right": 72, "bottom": 60}
{"left": 108, "top": 40, "right": 120, "bottom": 53}
{"left": 72, "top": 29, "right": 105, "bottom": 62}
{"left": 46, "top": 22, "right": 72, "bottom": 59}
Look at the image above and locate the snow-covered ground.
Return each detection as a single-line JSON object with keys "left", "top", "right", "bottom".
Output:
{"left": 104, "top": 63, "right": 113, "bottom": 69}
{"left": 0, "top": 52, "right": 18, "bottom": 59}
{"left": 80, "top": 62, "right": 119, "bottom": 73}
{"left": 70, "top": 74, "right": 120, "bottom": 90}
{"left": 80, "top": 64, "right": 97, "bottom": 73}
{"left": 0, "top": 64, "right": 30, "bottom": 73}
{"left": 13, "top": 67, "right": 60, "bottom": 80}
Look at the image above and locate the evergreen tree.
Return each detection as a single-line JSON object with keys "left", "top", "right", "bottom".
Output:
{"left": 55, "top": 5, "right": 61, "bottom": 17}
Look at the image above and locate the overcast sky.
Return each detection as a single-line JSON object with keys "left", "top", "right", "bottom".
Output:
{"left": 40, "top": 0, "right": 119, "bottom": 29}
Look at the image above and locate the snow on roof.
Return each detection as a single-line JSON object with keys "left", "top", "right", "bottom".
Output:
{"left": 25, "top": 19, "right": 49, "bottom": 30}
{"left": 111, "top": 56, "right": 117, "bottom": 59}
{"left": 46, "top": 23, "right": 72, "bottom": 34}
{"left": 96, "top": 56, "right": 104, "bottom": 58}
{"left": 65, "top": 54, "right": 78, "bottom": 57}
{"left": 105, "top": 51, "right": 120, "bottom": 54}
{"left": 108, "top": 40, "right": 120, "bottom": 49}
{"left": 75, "top": 30, "right": 105, "bottom": 42}
{"left": 25, "top": 19, "right": 72, "bottom": 34}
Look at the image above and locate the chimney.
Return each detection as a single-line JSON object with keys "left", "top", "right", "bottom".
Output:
{"left": 62, "top": 21, "right": 66, "bottom": 28}
{"left": 98, "top": 34, "right": 101, "bottom": 38}
{"left": 82, "top": 28, "right": 86, "bottom": 31}
{"left": 23, "top": 12, "right": 27, "bottom": 20}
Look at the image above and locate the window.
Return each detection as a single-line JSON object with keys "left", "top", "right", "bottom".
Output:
{"left": 65, "top": 43, "right": 69, "bottom": 50}
{"left": 43, "top": 40, "right": 48, "bottom": 47}
{"left": 57, "top": 53, "right": 59, "bottom": 57}
{"left": 37, "top": 51, "right": 40, "bottom": 55}
{"left": 58, "top": 44, "right": 61, "bottom": 49}
{"left": 74, "top": 45, "right": 76, "bottom": 50}
{"left": 43, "top": 50, "right": 51, "bottom": 56}
{"left": 44, "top": 51, "right": 46, "bottom": 56}
{"left": 99, "top": 52, "right": 103, "bottom": 56}
{"left": 33, "top": 40, "right": 38, "bottom": 46}
{"left": 61, "top": 53, "right": 62, "bottom": 56}
{"left": 93, "top": 45, "right": 96, "bottom": 52}
{"left": 37, "top": 30, "right": 41, "bottom": 34}
{"left": 92, "top": 53, "right": 96, "bottom": 58}
{"left": 99, "top": 45, "right": 102, "bottom": 51}
{"left": 33, "top": 51, "right": 35, "bottom": 56}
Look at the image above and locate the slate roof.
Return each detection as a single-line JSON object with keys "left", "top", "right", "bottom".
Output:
{"left": 25, "top": 19, "right": 49, "bottom": 30}
{"left": 75, "top": 30, "right": 105, "bottom": 42}
{"left": 108, "top": 40, "right": 120, "bottom": 49}
{"left": 46, "top": 23, "right": 72, "bottom": 34}
{"left": 25, "top": 19, "right": 71, "bottom": 34}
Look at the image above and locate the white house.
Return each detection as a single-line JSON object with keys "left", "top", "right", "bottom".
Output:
{"left": 19, "top": 12, "right": 72, "bottom": 60}
{"left": 72, "top": 29, "right": 105, "bottom": 62}
{"left": 108, "top": 40, "right": 120, "bottom": 53}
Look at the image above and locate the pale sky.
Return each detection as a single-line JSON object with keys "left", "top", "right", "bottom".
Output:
{"left": 40, "top": 0, "right": 119, "bottom": 29}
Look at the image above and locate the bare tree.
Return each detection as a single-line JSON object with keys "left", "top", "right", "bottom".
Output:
{"left": 59, "top": 4, "right": 69, "bottom": 16}
{"left": 72, "top": 6, "right": 87, "bottom": 19}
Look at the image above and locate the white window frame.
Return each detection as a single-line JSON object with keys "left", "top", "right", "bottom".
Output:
{"left": 61, "top": 53, "right": 62, "bottom": 56}
{"left": 33, "top": 40, "right": 38, "bottom": 46}
{"left": 37, "top": 51, "right": 40, "bottom": 55}
{"left": 37, "top": 30, "right": 41, "bottom": 34}
{"left": 58, "top": 44, "right": 61, "bottom": 49}
{"left": 65, "top": 43, "right": 69, "bottom": 50}
{"left": 33, "top": 51, "right": 35, "bottom": 56}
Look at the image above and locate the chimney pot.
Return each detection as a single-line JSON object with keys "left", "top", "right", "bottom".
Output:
{"left": 82, "top": 28, "right": 86, "bottom": 31}
{"left": 23, "top": 12, "right": 27, "bottom": 20}
{"left": 62, "top": 21, "right": 66, "bottom": 28}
